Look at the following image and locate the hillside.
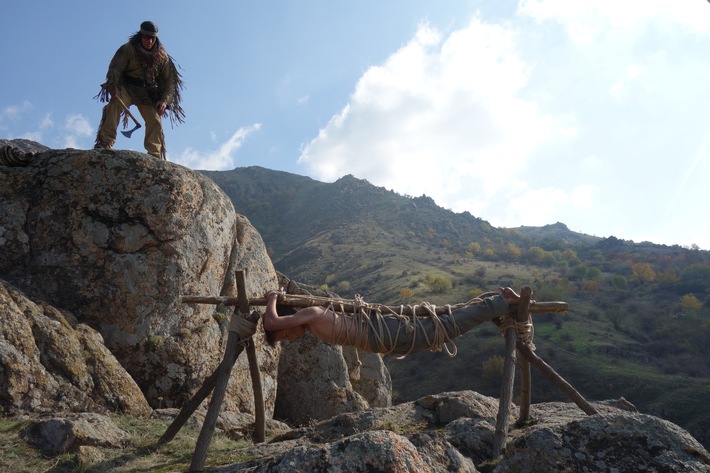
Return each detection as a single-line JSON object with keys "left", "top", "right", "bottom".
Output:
{"left": 203, "top": 165, "right": 710, "bottom": 449}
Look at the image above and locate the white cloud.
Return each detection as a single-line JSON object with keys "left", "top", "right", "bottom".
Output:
{"left": 518, "top": 0, "right": 710, "bottom": 41}
{"left": 570, "top": 184, "right": 597, "bottom": 208}
{"left": 63, "top": 114, "right": 93, "bottom": 148}
{"left": 610, "top": 64, "right": 646, "bottom": 101}
{"left": 174, "top": 124, "right": 261, "bottom": 170}
{"left": 11, "top": 112, "right": 53, "bottom": 143}
{"left": 0, "top": 101, "right": 33, "bottom": 122}
{"left": 38, "top": 113, "right": 54, "bottom": 130}
{"left": 298, "top": 18, "right": 575, "bottom": 219}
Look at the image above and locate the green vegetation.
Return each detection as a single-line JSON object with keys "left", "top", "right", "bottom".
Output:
{"left": 0, "top": 415, "right": 252, "bottom": 473}
{"left": 203, "top": 166, "right": 710, "bottom": 449}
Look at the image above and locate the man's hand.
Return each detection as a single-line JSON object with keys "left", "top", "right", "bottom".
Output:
{"left": 499, "top": 287, "right": 536, "bottom": 305}
{"left": 156, "top": 101, "right": 167, "bottom": 115}
{"left": 265, "top": 288, "right": 285, "bottom": 302}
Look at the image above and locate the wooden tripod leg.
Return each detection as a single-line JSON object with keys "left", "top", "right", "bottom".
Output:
{"left": 190, "top": 270, "right": 252, "bottom": 472}
{"left": 246, "top": 337, "right": 265, "bottom": 443}
{"left": 157, "top": 351, "right": 239, "bottom": 446}
{"left": 516, "top": 341, "right": 598, "bottom": 416}
{"left": 493, "top": 287, "right": 531, "bottom": 457}
{"left": 159, "top": 247, "right": 243, "bottom": 446}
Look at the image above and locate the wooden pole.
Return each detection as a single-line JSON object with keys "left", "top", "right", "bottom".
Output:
{"left": 516, "top": 287, "right": 533, "bottom": 425}
{"left": 246, "top": 337, "right": 265, "bottom": 443}
{"left": 181, "top": 295, "right": 568, "bottom": 316}
{"left": 492, "top": 287, "right": 532, "bottom": 457}
{"left": 516, "top": 342, "right": 598, "bottom": 416}
{"left": 157, "top": 361, "right": 225, "bottom": 446}
{"left": 190, "top": 270, "right": 252, "bottom": 472}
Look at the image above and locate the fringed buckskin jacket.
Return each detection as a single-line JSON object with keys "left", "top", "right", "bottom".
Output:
{"left": 96, "top": 34, "right": 185, "bottom": 127}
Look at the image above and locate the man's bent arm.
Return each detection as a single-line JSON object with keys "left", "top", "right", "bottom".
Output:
{"left": 262, "top": 294, "right": 314, "bottom": 331}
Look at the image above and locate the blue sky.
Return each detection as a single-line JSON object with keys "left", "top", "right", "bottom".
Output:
{"left": 2, "top": 1, "right": 710, "bottom": 250}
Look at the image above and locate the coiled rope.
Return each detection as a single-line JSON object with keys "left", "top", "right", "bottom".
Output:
{"left": 0, "top": 146, "right": 33, "bottom": 167}
{"left": 327, "top": 294, "right": 503, "bottom": 361}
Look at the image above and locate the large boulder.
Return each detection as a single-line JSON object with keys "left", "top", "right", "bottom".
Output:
{"left": 0, "top": 280, "right": 151, "bottom": 416}
{"left": 0, "top": 147, "right": 279, "bottom": 411}
{"left": 274, "top": 334, "right": 370, "bottom": 425}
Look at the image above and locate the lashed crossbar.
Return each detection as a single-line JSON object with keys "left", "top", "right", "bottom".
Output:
{"left": 181, "top": 293, "right": 568, "bottom": 315}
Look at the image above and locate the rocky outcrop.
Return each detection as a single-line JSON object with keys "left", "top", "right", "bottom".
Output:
{"left": 0, "top": 143, "right": 389, "bottom": 422}
{"left": 0, "top": 280, "right": 151, "bottom": 416}
{"left": 216, "top": 392, "right": 710, "bottom": 472}
{"left": 0, "top": 147, "right": 279, "bottom": 412}
{"left": 274, "top": 334, "right": 370, "bottom": 425}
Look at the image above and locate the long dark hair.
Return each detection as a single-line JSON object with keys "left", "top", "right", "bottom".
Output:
{"left": 128, "top": 32, "right": 167, "bottom": 64}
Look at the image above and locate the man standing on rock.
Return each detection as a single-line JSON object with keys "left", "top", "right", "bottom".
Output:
{"left": 94, "top": 21, "right": 185, "bottom": 160}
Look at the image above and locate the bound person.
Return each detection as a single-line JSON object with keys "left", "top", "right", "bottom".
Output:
{"left": 263, "top": 287, "right": 525, "bottom": 356}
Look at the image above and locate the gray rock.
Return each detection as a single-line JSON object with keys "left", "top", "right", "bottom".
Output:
{"left": 274, "top": 333, "right": 369, "bottom": 425}
{"left": 0, "top": 280, "right": 151, "bottom": 416}
{"left": 210, "top": 393, "right": 710, "bottom": 473}
{"left": 23, "top": 413, "right": 128, "bottom": 453}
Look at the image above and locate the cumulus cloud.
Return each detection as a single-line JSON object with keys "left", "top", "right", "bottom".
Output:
{"left": 298, "top": 17, "right": 576, "bottom": 226}
{"left": 175, "top": 124, "right": 261, "bottom": 170}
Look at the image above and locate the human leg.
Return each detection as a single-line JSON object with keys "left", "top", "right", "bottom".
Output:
{"left": 94, "top": 91, "right": 131, "bottom": 149}
{"left": 450, "top": 294, "right": 510, "bottom": 333}
{"left": 137, "top": 103, "right": 164, "bottom": 159}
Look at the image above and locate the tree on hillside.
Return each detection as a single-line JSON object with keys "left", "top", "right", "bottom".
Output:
{"left": 525, "top": 246, "right": 546, "bottom": 264}
{"left": 680, "top": 294, "right": 703, "bottom": 314}
{"left": 609, "top": 275, "right": 629, "bottom": 290}
{"left": 399, "top": 287, "right": 414, "bottom": 303}
{"left": 630, "top": 262, "right": 656, "bottom": 282}
{"left": 504, "top": 243, "right": 521, "bottom": 261}
{"left": 678, "top": 263, "right": 710, "bottom": 293}
{"left": 425, "top": 274, "right": 452, "bottom": 294}
{"left": 468, "top": 241, "right": 481, "bottom": 255}
{"left": 562, "top": 249, "right": 580, "bottom": 265}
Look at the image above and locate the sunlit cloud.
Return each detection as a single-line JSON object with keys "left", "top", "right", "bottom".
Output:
{"left": 610, "top": 64, "right": 645, "bottom": 100}
{"left": 298, "top": 18, "right": 576, "bottom": 226}
{"left": 518, "top": 0, "right": 710, "bottom": 41}
{"left": 174, "top": 124, "right": 261, "bottom": 170}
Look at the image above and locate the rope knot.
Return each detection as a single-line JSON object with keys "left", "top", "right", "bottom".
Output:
{"left": 228, "top": 311, "right": 258, "bottom": 340}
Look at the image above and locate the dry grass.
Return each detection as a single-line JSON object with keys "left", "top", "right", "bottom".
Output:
{"left": 0, "top": 415, "right": 253, "bottom": 473}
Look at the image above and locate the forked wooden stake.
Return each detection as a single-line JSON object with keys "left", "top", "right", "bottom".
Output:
{"left": 493, "top": 286, "right": 532, "bottom": 456}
